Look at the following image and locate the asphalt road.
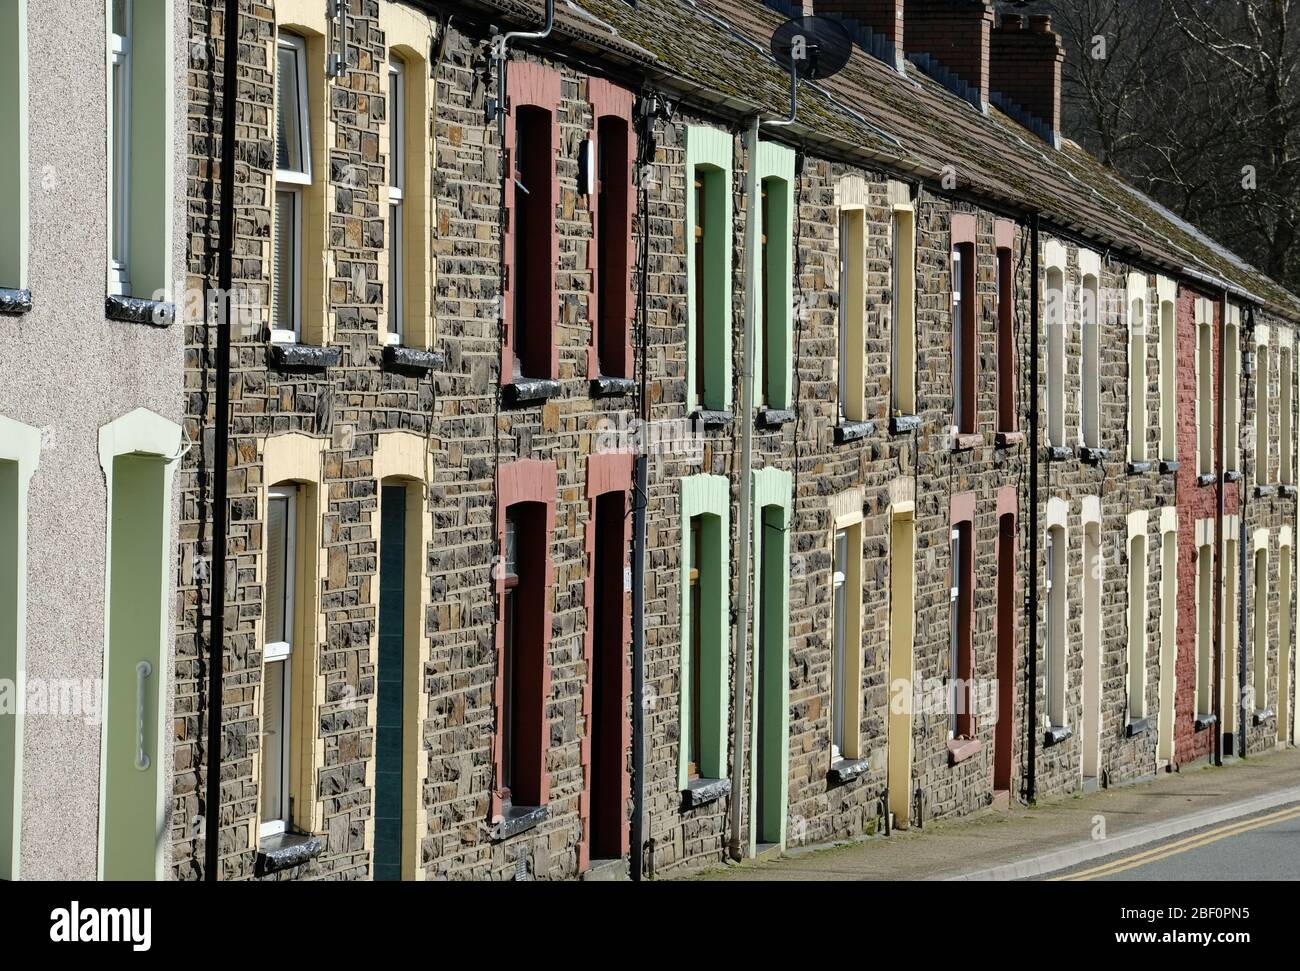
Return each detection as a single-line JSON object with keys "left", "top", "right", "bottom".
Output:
{"left": 1046, "top": 802, "right": 1300, "bottom": 881}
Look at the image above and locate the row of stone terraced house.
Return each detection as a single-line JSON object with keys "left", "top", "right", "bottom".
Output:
{"left": 0, "top": 0, "right": 1297, "bottom": 881}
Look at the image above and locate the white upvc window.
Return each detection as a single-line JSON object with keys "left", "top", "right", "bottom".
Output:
{"left": 387, "top": 56, "right": 405, "bottom": 345}
{"left": 273, "top": 34, "right": 311, "bottom": 344}
{"left": 109, "top": 0, "right": 132, "bottom": 296}
{"left": 260, "top": 486, "right": 297, "bottom": 838}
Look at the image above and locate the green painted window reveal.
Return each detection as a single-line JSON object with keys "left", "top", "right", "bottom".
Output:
{"left": 749, "top": 467, "right": 791, "bottom": 850}
{"left": 678, "top": 474, "right": 730, "bottom": 788}
{"left": 375, "top": 484, "right": 406, "bottom": 881}
{"left": 755, "top": 141, "right": 794, "bottom": 410}
{"left": 0, "top": 416, "right": 40, "bottom": 881}
{"left": 106, "top": 0, "right": 173, "bottom": 299}
{"left": 0, "top": 0, "right": 27, "bottom": 290}
{"left": 100, "top": 453, "right": 167, "bottom": 880}
{"left": 686, "top": 126, "right": 733, "bottom": 414}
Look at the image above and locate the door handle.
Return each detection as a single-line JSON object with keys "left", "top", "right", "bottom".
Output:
{"left": 135, "top": 660, "right": 152, "bottom": 771}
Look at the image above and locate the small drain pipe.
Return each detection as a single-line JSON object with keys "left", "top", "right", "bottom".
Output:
{"left": 729, "top": 115, "right": 761, "bottom": 860}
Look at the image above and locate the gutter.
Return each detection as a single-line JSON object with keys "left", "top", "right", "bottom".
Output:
{"left": 204, "top": 0, "right": 241, "bottom": 882}
{"left": 729, "top": 114, "right": 761, "bottom": 860}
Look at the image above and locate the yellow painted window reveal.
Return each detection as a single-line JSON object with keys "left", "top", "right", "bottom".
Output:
{"left": 1128, "top": 274, "right": 1148, "bottom": 464}
{"left": 830, "top": 490, "right": 863, "bottom": 763}
{"left": 1225, "top": 304, "right": 1242, "bottom": 472}
{"left": 1157, "top": 277, "right": 1177, "bottom": 463}
{"left": 891, "top": 203, "right": 916, "bottom": 417}
{"left": 1197, "top": 299, "right": 1214, "bottom": 476}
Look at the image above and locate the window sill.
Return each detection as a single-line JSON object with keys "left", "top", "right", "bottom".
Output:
{"left": 504, "top": 377, "right": 562, "bottom": 407}
{"left": 828, "top": 756, "right": 871, "bottom": 784}
{"left": 269, "top": 343, "right": 342, "bottom": 370}
{"left": 254, "top": 831, "right": 323, "bottom": 877}
{"left": 1223, "top": 468, "right": 1242, "bottom": 482}
{"left": 1252, "top": 708, "right": 1275, "bottom": 727}
{"left": 1160, "top": 460, "right": 1181, "bottom": 475}
{"left": 1197, "top": 472, "right": 1218, "bottom": 487}
{"left": 1125, "top": 718, "right": 1151, "bottom": 739}
{"left": 1079, "top": 446, "right": 1108, "bottom": 464}
{"left": 382, "top": 343, "right": 443, "bottom": 374}
{"left": 1126, "top": 460, "right": 1152, "bottom": 475}
{"left": 995, "top": 430, "right": 1024, "bottom": 448}
{"left": 105, "top": 294, "right": 175, "bottom": 328}
{"left": 691, "top": 409, "right": 733, "bottom": 430}
{"left": 680, "top": 777, "right": 730, "bottom": 810}
{"left": 834, "top": 420, "right": 874, "bottom": 445}
{"left": 1255, "top": 483, "right": 1277, "bottom": 498}
{"left": 1047, "top": 445, "right": 1073, "bottom": 461}
{"left": 0, "top": 287, "right": 33, "bottom": 316}
{"left": 1043, "top": 724, "right": 1072, "bottom": 747}
{"left": 889, "top": 414, "right": 921, "bottom": 435}
{"left": 951, "top": 432, "right": 982, "bottom": 452}
{"left": 1281, "top": 485, "right": 1297, "bottom": 499}
{"left": 757, "top": 407, "right": 795, "bottom": 430}
{"left": 491, "top": 803, "right": 549, "bottom": 841}
{"left": 1194, "top": 712, "right": 1217, "bottom": 732}
{"left": 591, "top": 375, "right": 636, "bottom": 398}
{"left": 947, "top": 738, "right": 982, "bottom": 766}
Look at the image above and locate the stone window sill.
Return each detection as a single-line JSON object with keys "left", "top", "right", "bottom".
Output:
{"left": 952, "top": 432, "right": 982, "bottom": 452}
{"left": 757, "top": 407, "right": 795, "bottom": 430}
{"left": 681, "top": 777, "right": 730, "bottom": 810}
{"left": 834, "top": 420, "right": 874, "bottom": 445}
{"left": 995, "top": 430, "right": 1024, "bottom": 448}
{"left": 1224, "top": 468, "right": 1242, "bottom": 482}
{"left": 1079, "top": 446, "right": 1108, "bottom": 464}
{"left": 1194, "top": 712, "right": 1217, "bottom": 731}
{"left": 382, "top": 343, "right": 443, "bottom": 374}
{"left": 947, "top": 738, "right": 982, "bottom": 766}
{"left": 1281, "top": 485, "right": 1297, "bottom": 499}
{"left": 504, "top": 377, "right": 562, "bottom": 407}
{"left": 1048, "top": 445, "right": 1074, "bottom": 462}
{"left": 692, "top": 409, "right": 733, "bottom": 430}
{"left": 1127, "top": 460, "right": 1153, "bottom": 475}
{"left": 1255, "top": 483, "right": 1277, "bottom": 498}
{"left": 0, "top": 287, "right": 33, "bottom": 316}
{"left": 269, "top": 342, "right": 342, "bottom": 370}
{"left": 828, "top": 756, "right": 871, "bottom": 784}
{"left": 1195, "top": 472, "right": 1218, "bottom": 487}
{"left": 1125, "top": 717, "right": 1151, "bottom": 738}
{"left": 1043, "top": 724, "right": 1072, "bottom": 747}
{"left": 491, "top": 803, "right": 548, "bottom": 841}
{"left": 1252, "top": 708, "right": 1275, "bottom": 727}
{"left": 254, "top": 831, "right": 323, "bottom": 877}
{"left": 591, "top": 375, "right": 635, "bottom": 398}
{"left": 106, "top": 294, "right": 175, "bottom": 327}
{"left": 1160, "top": 460, "right": 1181, "bottom": 475}
{"left": 889, "top": 414, "right": 921, "bottom": 435}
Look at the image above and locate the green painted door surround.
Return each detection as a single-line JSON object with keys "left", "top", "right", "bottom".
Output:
{"left": 0, "top": 0, "right": 28, "bottom": 291}
{"left": 0, "top": 415, "right": 40, "bottom": 880}
{"left": 98, "top": 409, "right": 182, "bottom": 880}
{"left": 754, "top": 140, "right": 794, "bottom": 411}
{"left": 685, "top": 126, "right": 733, "bottom": 414}
{"left": 749, "top": 467, "right": 791, "bottom": 852}
{"left": 677, "top": 474, "right": 730, "bottom": 788}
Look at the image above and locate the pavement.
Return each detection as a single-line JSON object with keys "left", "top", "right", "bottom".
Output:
{"left": 688, "top": 746, "right": 1300, "bottom": 881}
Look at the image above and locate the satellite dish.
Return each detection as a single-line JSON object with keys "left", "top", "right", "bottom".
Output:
{"left": 767, "top": 16, "right": 854, "bottom": 127}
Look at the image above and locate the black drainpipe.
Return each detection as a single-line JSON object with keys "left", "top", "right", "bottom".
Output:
{"left": 1027, "top": 212, "right": 1040, "bottom": 805}
{"left": 204, "top": 0, "right": 240, "bottom": 882}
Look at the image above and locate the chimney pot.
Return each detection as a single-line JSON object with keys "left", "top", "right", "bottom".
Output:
{"left": 1000, "top": 13, "right": 1024, "bottom": 29}
{"left": 1029, "top": 14, "right": 1052, "bottom": 33}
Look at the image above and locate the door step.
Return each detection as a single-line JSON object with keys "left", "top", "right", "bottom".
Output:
{"left": 582, "top": 857, "right": 629, "bottom": 881}
{"left": 752, "top": 842, "right": 783, "bottom": 862}
{"left": 991, "top": 789, "right": 1010, "bottom": 811}
{"left": 1081, "top": 775, "right": 1099, "bottom": 794}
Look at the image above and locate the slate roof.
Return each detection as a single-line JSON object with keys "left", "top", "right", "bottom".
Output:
{"left": 439, "top": 0, "right": 1300, "bottom": 320}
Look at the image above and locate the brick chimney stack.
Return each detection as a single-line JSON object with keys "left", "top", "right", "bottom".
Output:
{"left": 809, "top": 0, "right": 905, "bottom": 71}
{"left": 990, "top": 12, "right": 1066, "bottom": 145}
{"left": 904, "top": 0, "right": 996, "bottom": 111}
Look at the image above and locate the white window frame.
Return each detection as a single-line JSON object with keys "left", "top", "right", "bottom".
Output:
{"left": 260, "top": 486, "right": 297, "bottom": 838}
{"left": 273, "top": 34, "right": 311, "bottom": 344}
{"left": 109, "top": 0, "right": 132, "bottom": 296}
{"left": 387, "top": 56, "right": 405, "bottom": 346}
{"left": 891, "top": 205, "right": 916, "bottom": 416}
{"left": 951, "top": 247, "right": 965, "bottom": 434}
